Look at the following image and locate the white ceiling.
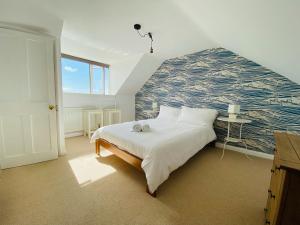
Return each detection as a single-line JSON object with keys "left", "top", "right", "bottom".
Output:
{"left": 1, "top": 0, "right": 299, "bottom": 91}
{"left": 0, "top": 0, "right": 63, "bottom": 37}
{"left": 61, "top": 37, "right": 130, "bottom": 64}
{"left": 22, "top": 0, "right": 217, "bottom": 59}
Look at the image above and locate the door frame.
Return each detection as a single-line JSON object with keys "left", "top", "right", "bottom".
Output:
{"left": 53, "top": 36, "right": 66, "bottom": 156}
{"left": 0, "top": 24, "right": 66, "bottom": 170}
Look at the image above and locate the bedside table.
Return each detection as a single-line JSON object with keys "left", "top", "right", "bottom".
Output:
{"left": 217, "top": 117, "right": 252, "bottom": 159}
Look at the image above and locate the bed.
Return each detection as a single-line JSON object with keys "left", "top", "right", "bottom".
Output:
{"left": 91, "top": 106, "right": 218, "bottom": 196}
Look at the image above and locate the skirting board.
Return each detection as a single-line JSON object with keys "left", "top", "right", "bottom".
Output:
{"left": 215, "top": 142, "right": 274, "bottom": 160}
{"left": 65, "top": 131, "right": 84, "bottom": 138}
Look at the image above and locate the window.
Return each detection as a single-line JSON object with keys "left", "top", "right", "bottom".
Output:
{"left": 61, "top": 54, "right": 110, "bottom": 95}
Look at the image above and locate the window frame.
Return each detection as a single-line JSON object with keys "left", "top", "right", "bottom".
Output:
{"left": 61, "top": 53, "right": 109, "bottom": 95}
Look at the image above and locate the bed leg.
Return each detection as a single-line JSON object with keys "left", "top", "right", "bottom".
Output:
{"left": 95, "top": 140, "right": 101, "bottom": 155}
{"left": 146, "top": 186, "right": 157, "bottom": 197}
{"left": 208, "top": 140, "right": 216, "bottom": 148}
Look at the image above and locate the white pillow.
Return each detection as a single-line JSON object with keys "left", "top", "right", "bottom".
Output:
{"left": 157, "top": 105, "right": 181, "bottom": 121}
{"left": 178, "top": 106, "right": 218, "bottom": 126}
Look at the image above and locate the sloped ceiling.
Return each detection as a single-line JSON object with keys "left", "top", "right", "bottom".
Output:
{"left": 117, "top": 54, "right": 164, "bottom": 95}
{"left": 1, "top": 0, "right": 299, "bottom": 94}
{"left": 172, "top": 0, "right": 300, "bottom": 85}
{"left": 109, "top": 54, "right": 144, "bottom": 95}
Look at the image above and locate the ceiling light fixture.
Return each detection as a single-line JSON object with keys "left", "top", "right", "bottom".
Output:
{"left": 134, "top": 24, "right": 154, "bottom": 53}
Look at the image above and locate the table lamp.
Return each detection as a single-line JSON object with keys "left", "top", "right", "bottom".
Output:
{"left": 228, "top": 104, "right": 240, "bottom": 119}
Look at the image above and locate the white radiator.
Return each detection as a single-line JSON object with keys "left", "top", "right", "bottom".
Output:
{"left": 64, "top": 107, "right": 122, "bottom": 138}
{"left": 64, "top": 108, "right": 84, "bottom": 137}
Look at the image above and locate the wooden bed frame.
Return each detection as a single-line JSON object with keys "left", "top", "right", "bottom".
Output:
{"left": 95, "top": 138, "right": 215, "bottom": 197}
{"left": 95, "top": 138, "right": 156, "bottom": 196}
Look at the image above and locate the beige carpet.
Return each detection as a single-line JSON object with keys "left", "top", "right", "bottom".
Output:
{"left": 0, "top": 136, "right": 272, "bottom": 225}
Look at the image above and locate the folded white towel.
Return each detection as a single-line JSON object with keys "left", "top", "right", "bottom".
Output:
{"left": 142, "top": 124, "right": 150, "bottom": 132}
{"left": 132, "top": 123, "right": 142, "bottom": 132}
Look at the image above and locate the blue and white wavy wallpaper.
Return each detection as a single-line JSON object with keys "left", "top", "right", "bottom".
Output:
{"left": 135, "top": 48, "right": 300, "bottom": 154}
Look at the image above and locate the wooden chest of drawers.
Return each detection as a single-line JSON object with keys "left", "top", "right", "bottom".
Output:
{"left": 265, "top": 132, "right": 300, "bottom": 225}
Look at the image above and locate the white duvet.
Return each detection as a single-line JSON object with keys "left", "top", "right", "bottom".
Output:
{"left": 91, "top": 119, "right": 216, "bottom": 193}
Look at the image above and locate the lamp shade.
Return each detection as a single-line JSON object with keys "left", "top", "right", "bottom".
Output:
{"left": 228, "top": 104, "right": 240, "bottom": 114}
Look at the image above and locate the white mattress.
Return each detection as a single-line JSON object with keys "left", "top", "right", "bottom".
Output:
{"left": 91, "top": 119, "right": 216, "bottom": 193}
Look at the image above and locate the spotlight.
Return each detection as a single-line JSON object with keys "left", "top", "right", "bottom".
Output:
{"left": 134, "top": 24, "right": 141, "bottom": 30}
{"left": 133, "top": 24, "right": 154, "bottom": 53}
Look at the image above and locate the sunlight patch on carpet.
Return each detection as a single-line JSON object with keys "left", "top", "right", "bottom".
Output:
{"left": 68, "top": 153, "right": 116, "bottom": 187}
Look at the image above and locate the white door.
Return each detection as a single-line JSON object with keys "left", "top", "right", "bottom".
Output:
{"left": 0, "top": 28, "right": 58, "bottom": 169}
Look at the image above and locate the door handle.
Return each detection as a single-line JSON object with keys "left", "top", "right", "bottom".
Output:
{"left": 49, "top": 105, "right": 55, "bottom": 110}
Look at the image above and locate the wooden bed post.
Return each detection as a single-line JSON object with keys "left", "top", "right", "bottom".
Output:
{"left": 95, "top": 139, "right": 100, "bottom": 155}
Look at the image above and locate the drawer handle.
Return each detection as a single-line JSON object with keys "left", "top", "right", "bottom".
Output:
{"left": 271, "top": 169, "right": 275, "bottom": 173}
{"left": 268, "top": 189, "right": 271, "bottom": 193}
{"left": 266, "top": 220, "right": 271, "bottom": 224}
{"left": 264, "top": 208, "right": 268, "bottom": 212}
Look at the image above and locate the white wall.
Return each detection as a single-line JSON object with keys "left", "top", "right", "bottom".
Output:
{"left": 109, "top": 54, "right": 143, "bottom": 95}
{"left": 63, "top": 93, "right": 135, "bottom": 122}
